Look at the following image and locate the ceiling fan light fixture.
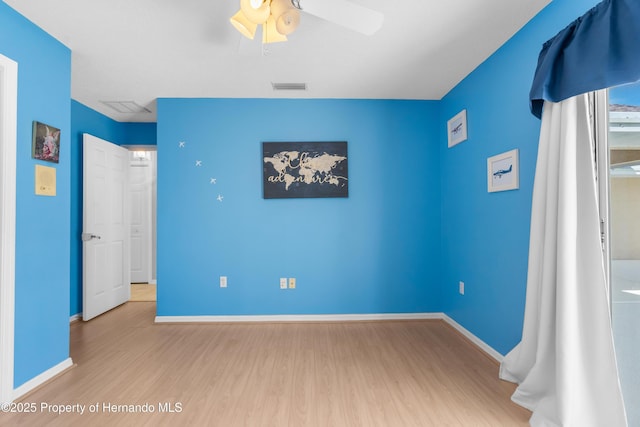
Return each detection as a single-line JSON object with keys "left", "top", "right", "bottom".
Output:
{"left": 230, "top": 10, "right": 257, "bottom": 39}
{"left": 275, "top": 9, "right": 300, "bottom": 35}
{"left": 240, "top": 0, "right": 271, "bottom": 25}
{"left": 262, "top": 15, "right": 288, "bottom": 44}
{"left": 270, "top": 0, "right": 299, "bottom": 36}
{"left": 270, "top": 0, "right": 291, "bottom": 17}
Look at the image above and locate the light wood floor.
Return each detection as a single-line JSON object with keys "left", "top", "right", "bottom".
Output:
{"left": 130, "top": 283, "right": 156, "bottom": 302}
{"left": 6, "top": 303, "right": 530, "bottom": 426}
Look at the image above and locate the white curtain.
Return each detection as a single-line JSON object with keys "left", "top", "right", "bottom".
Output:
{"left": 499, "top": 93, "right": 627, "bottom": 426}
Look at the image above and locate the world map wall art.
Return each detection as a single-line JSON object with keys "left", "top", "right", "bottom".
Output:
{"left": 262, "top": 141, "right": 348, "bottom": 199}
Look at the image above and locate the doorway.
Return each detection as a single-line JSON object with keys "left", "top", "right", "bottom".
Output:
{"left": 126, "top": 148, "right": 157, "bottom": 302}
{"left": 607, "top": 83, "right": 640, "bottom": 427}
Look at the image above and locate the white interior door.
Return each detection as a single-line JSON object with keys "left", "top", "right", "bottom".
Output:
{"left": 82, "top": 134, "right": 130, "bottom": 321}
{"left": 129, "top": 152, "right": 152, "bottom": 283}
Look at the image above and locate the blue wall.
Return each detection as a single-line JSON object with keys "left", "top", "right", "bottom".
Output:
{"left": 70, "top": 100, "right": 157, "bottom": 316}
{"left": 157, "top": 99, "right": 442, "bottom": 316}
{"left": 3, "top": 0, "right": 609, "bottom": 393}
{"left": 0, "top": 3, "right": 72, "bottom": 388}
{"left": 122, "top": 122, "right": 157, "bottom": 146}
{"left": 439, "top": 0, "right": 601, "bottom": 354}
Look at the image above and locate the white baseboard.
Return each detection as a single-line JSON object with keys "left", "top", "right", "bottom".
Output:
{"left": 155, "top": 312, "right": 444, "bottom": 324}
{"left": 154, "top": 312, "right": 503, "bottom": 362}
{"left": 69, "top": 313, "right": 82, "bottom": 323}
{"left": 13, "top": 358, "right": 73, "bottom": 401}
{"left": 442, "top": 315, "right": 504, "bottom": 363}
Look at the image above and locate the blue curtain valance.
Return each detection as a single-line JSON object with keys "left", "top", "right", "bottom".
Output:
{"left": 530, "top": 0, "right": 640, "bottom": 118}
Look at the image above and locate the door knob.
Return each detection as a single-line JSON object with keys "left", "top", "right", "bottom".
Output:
{"left": 81, "top": 233, "right": 102, "bottom": 241}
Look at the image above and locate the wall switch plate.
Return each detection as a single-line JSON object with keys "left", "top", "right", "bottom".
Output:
{"left": 280, "top": 278, "right": 287, "bottom": 289}
{"left": 220, "top": 276, "right": 227, "bottom": 288}
{"left": 288, "top": 278, "right": 296, "bottom": 289}
{"left": 459, "top": 281, "right": 464, "bottom": 295}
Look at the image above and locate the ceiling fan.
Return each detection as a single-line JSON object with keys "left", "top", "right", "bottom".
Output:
{"left": 230, "top": 0, "right": 384, "bottom": 44}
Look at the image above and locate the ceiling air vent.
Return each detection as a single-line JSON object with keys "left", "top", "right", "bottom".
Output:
{"left": 101, "top": 101, "right": 152, "bottom": 114}
{"left": 272, "top": 82, "right": 307, "bottom": 91}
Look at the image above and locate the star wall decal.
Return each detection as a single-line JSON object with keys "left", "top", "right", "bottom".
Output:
{"left": 177, "top": 138, "right": 227, "bottom": 205}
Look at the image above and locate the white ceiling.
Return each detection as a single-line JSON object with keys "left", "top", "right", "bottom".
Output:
{"left": 5, "top": 0, "right": 551, "bottom": 122}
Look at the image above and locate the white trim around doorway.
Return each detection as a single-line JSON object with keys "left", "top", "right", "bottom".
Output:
{"left": 0, "top": 53, "right": 18, "bottom": 403}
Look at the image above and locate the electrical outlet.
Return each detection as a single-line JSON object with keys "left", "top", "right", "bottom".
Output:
{"left": 220, "top": 276, "right": 227, "bottom": 288}
{"left": 288, "top": 278, "right": 296, "bottom": 289}
{"left": 459, "top": 281, "right": 464, "bottom": 295}
{"left": 280, "top": 278, "right": 287, "bottom": 289}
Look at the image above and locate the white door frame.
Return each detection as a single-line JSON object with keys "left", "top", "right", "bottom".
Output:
{"left": 0, "top": 53, "right": 18, "bottom": 403}
{"left": 594, "top": 89, "right": 611, "bottom": 297}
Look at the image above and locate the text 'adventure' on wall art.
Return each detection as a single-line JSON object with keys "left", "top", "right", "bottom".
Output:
{"left": 262, "top": 141, "right": 348, "bottom": 199}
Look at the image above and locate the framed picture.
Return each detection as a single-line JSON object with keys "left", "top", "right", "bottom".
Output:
{"left": 487, "top": 149, "right": 519, "bottom": 193}
{"left": 262, "top": 141, "right": 348, "bottom": 199}
{"left": 447, "top": 109, "right": 468, "bottom": 148}
{"left": 32, "top": 121, "right": 60, "bottom": 163}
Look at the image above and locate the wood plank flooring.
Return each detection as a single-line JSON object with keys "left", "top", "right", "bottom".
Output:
{"left": 130, "top": 283, "right": 157, "bottom": 302}
{"left": 4, "top": 303, "right": 530, "bottom": 426}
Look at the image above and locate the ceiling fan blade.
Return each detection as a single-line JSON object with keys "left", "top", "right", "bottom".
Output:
{"left": 299, "top": 0, "right": 384, "bottom": 36}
